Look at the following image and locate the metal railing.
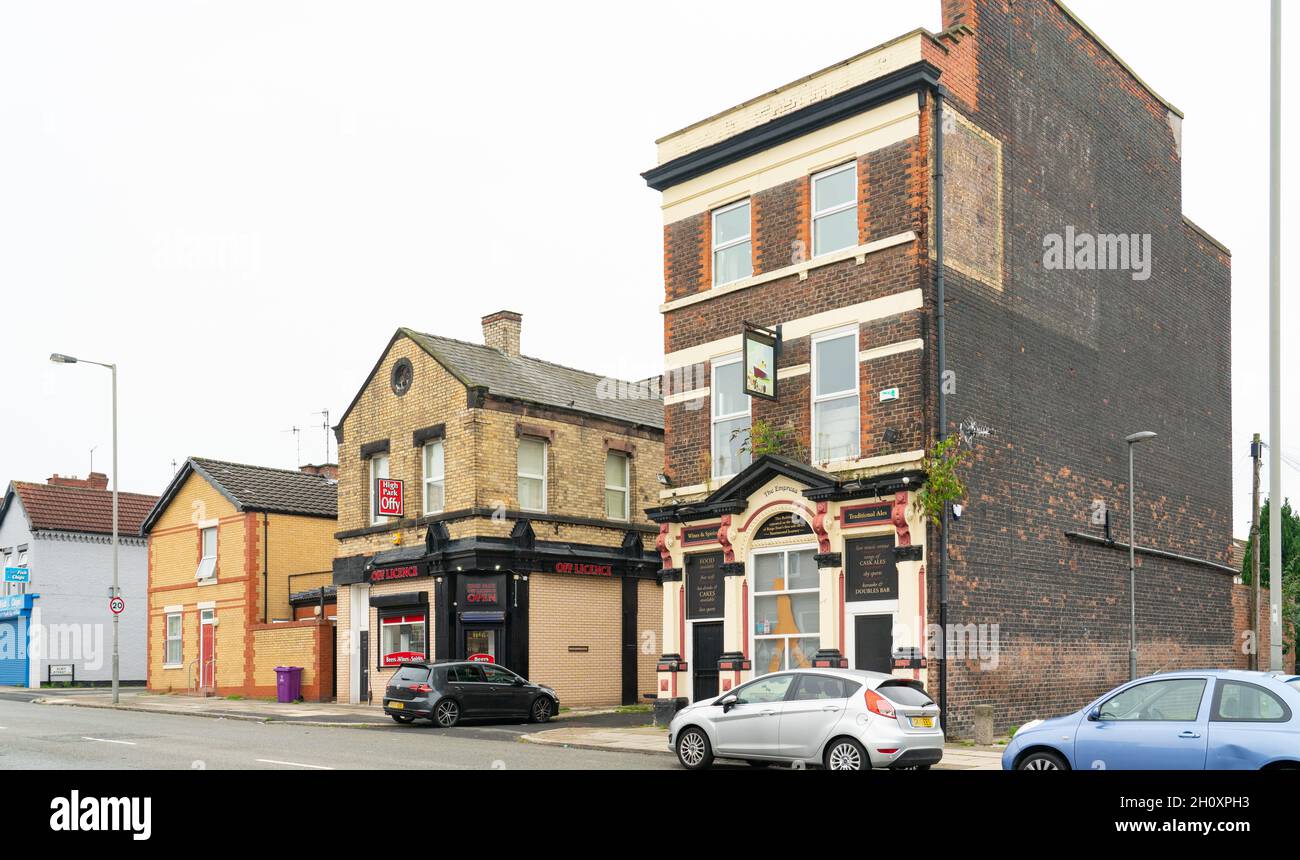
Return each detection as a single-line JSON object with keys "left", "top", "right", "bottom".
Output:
{"left": 186, "top": 658, "right": 217, "bottom": 695}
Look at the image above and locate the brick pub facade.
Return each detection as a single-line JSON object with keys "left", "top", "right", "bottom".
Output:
{"left": 332, "top": 312, "right": 665, "bottom": 708}
{"left": 644, "top": 0, "right": 1234, "bottom": 735}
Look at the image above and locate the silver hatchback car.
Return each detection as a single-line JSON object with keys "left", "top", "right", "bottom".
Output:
{"left": 668, "top": 668, "right": 944, "bottom": 770}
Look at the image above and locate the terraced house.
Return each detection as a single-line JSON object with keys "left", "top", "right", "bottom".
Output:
{"left": 643, "top": 0, "right": 1234, "bottom": 734}
{"left": 142, "top": 458, "right": 338, "bottom": 700}
{"left": 332, "top": 311, "right": 664, "bottom": 708}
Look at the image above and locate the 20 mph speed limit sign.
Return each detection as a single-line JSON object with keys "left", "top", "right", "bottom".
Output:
{"left": 109, "top": 596, "right": 125, "bottom": 615}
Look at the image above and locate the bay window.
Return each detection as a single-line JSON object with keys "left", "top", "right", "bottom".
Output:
{"left": 711, "top": 356, "right": 751, "bottom": 478}
{"left": 812, "top": 162, "right": 857, "bottom": 256}
{"left": 517, "top": 436, "right": 547, "bottom": 512}
{"left": 422, "top": 440, "right": 445, "bottom": 514}
{"left": 812, "top": 327, "right": 860, "bottom": 463}
{"left": 712, "top": 198, "right": 752, "bottom": 286}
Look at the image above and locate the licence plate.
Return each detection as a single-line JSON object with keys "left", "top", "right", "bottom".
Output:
{"left": 910, "top": 716, "right": 934, "bottom": 728}
{"left": 389, "top": 701, "right": 404, "bottom": 710}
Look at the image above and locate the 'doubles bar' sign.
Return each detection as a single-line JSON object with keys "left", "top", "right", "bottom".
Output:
{"left": 845, "top": 536, "right": 898, "bottom": 601}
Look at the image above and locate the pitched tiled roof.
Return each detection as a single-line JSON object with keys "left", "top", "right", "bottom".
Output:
{"left": 402, "top": 329, "right": 664, "bottom": 430}
{"left": 140, "top": 458, "right": 337, "bottom": 535}
{"left": 5, "top": 481, "right": 159, "bottom": 537}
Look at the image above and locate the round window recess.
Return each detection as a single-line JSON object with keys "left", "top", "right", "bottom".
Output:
{"left": 390, "top": 358, "right": 414, "bottom": 396}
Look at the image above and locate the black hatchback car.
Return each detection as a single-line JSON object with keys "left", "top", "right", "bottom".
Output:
{"left": 383, "top": 661, "right": 560, "bottom": 728}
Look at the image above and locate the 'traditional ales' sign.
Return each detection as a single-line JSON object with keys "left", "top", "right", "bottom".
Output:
{"left": 845, "top": 536, "right": 898, "bottom": 601}
{"left": 685, "top": 552, "right": 724, "bottom": 620}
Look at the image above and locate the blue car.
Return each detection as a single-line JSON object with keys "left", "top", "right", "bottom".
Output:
{"left": 1002, "top": 670, "right": 1300, "bottom": 770}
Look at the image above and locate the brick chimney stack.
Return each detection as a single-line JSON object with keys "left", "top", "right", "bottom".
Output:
{"left": 481, "top": 310, "right": 522, "bottom": 357}
{"left": 299, "top": 463, "right": 338, "bottom": 481}
{"left": 48, "top": 472, "right": 110, "bottom": 490}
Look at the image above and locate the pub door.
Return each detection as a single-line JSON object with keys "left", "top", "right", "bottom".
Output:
{"left": 463, "top": 625, "right": 505, "bottom": 666}
{"left": 854, "top": 614, "right": 893, "bottom": 673}
{"left": 692, "top": 622, "right": 723, "bottom": 701}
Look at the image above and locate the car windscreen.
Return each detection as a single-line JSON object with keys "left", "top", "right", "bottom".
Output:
{"left": 877, "top": 680, "right": 935, "bottom": 707}
{"left": 392, "top": 666, "right": 430, "bottom": 685}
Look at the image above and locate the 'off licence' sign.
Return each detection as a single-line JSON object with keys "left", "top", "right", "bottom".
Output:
{"left": 375, "top": 478, "right": 404, "bottom": 517}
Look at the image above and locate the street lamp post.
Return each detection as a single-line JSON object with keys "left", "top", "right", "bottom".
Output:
{"left": 1125, "top": 431, "right": 1157, "bottom": 681}
{"left": 50, "top": 352, "right": 119, "bottom": 705}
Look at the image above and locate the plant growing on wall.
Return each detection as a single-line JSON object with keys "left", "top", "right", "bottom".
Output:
{"left": 915, "top": 433, "right": 972, "bottom": 527}
{"left": 736, "top": 419, "right": 803, "bottom": 460}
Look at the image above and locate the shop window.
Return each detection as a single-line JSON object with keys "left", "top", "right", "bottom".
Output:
{"left": 165, "top": 614, "right": 183, "bottom": 666}
{"left": 423, "top": 440, "right": 445, "bottom": 514}
{"left": 752, "top": 548, "right": 819, "bottom": 674}
{"left": 380, "top": 611, "right": 428, "bottom": 667}
{"left": 711, "top": 356, "right": 751, "bottom": 479}
{"left": 517, "top": 436, "right": 547, "bottom": 512}
{"left": 369, "top": 453, "right": 390, "bottom": 525}
{"left": 196, "top": 528, "right": 217, "bottom": 581}
{"left": 812, "top": 162, "right": 857, "bottom": 256}
{"left": 604, "top": 451, "right": 629, "bottom": 520}
{"left": 712, "top": 198, "right": 752, "bottom": 286}
{"left": 812, "top": 327, "right": 860, "bottom": 463}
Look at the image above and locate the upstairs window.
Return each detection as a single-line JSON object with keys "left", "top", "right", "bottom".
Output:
{"left": 712, "top": 199, "right": 752, "bottom": 286}
{"left": 517, "top": 437, "right": 547, "bottom": 513}
{"left": 711, "top": 356, "right": 751, "bottom": 479}
{"left": 812, "top": 163, "right": 857, "bottom": 256}
{"left": 369, "top": 453, "right": 390, "bottom": 525}
{"left": 196, "top": 527, "right": 217, "bottom": 580}
{"left": 812, "top": 327, "right": 860, "bottom": 463}
{"left": 423, "top": 440, "right": 445, "bottom": 515}
{"left": 604, "top": 451, "right": 630, "bottom": 521}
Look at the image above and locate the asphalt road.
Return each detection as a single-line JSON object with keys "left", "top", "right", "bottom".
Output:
{"left": 0, "top": 697, "right": 678, "bottom": 770}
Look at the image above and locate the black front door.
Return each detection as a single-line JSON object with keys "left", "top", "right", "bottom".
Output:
{"left": 358, "top": 631, "right": 370, "bottom": 703}
{"left": 692, "top": 622, "right": 723, "bottom": 701}
{"left": 854, "top": 615, "right": 893, "bottom": 673}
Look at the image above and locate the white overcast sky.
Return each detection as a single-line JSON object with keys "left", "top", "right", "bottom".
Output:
{"left": 0, "top": 1, "right": 1293, "bottom": 539}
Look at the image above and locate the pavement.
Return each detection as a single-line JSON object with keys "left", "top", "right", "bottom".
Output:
{"left": 0, "top": 686, "right": 643, "bottom": 731}
{"left": 521, "top": 724, "right": 1004, "bottom": 769}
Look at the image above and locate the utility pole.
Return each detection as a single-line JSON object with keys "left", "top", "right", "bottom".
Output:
{"left": 1249, "top": 434, "right": 1262, "bottom": 671}
{"left": 1268, "top": 0, "right": 1284, "bottom": 672}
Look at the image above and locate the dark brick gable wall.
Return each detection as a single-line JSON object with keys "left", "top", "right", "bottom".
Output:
{"left": 929, "top": 0, "right": 1234, "bottom": 734}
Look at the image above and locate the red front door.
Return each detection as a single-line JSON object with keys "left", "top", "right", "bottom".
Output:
{"left": 200, "top": 618, "right": 215, "bottom": 687}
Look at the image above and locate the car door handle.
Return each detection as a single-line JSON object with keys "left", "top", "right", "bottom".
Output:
{"left": 822, "top": 706, "right": 841, "bottom": 713}
{"left": 760, "top": 709, "right": 776, "bottom": 717}
{"left": 1178, "top": 731, "right": 1201, "bottom": 739}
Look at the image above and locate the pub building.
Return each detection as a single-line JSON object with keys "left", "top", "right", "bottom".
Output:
{"left": 648, "top": 458, "right": 930, "bottom": 704}
{"left": 331, "top": 312, "right": 665, "bottom": 708}
{"left": 642, "top": 0, "right": 1239, "bottom": 735}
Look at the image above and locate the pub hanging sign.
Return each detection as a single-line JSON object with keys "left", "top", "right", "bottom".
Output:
{"left": 742, "top": 322, "right": 780, "bottom": 401}
{"left": 845, "top": 536, "right": 899, "bottom": 602}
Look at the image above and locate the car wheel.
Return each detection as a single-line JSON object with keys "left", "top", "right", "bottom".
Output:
{"left": 432, "top": 698, "right": 461, "bottom": 728}
{"left": 824, "top": 738, "right": 868, "bottom": 771}
{"left": 390, "top": 713, "right": 415, "bottom": 724}
{"left": 675, "top": 727, "right": 714, "bottom": 771}
{"left": 530, "top": 696, "right": 554, "bottom": 724}
{"left": 1018, "top": 751, "right": 1067, "bottom": 771}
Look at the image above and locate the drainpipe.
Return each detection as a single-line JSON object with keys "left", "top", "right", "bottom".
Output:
{"left": 932, "top": 85, "right": 950, "bottom": 731}
{"left": 263, "top": 512, "right": 269, "bottom": 624}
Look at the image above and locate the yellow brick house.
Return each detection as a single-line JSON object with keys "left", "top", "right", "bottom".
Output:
{"left": 333, "top": 311, "right": 665, "bottom": 708}
{"left": 141, "top": 458, "right": 338, "bottom": 700}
